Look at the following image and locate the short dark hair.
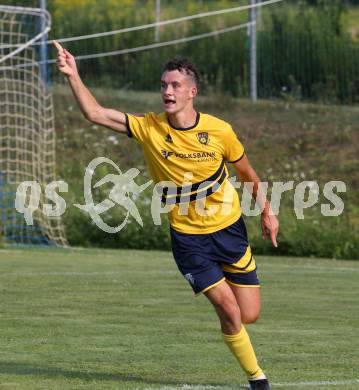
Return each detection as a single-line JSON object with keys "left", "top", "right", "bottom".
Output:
{"left": 163, "top": 57, "right": 200, "bottom": 88}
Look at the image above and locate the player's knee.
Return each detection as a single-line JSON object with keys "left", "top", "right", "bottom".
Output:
{"left": 241, "top": 309, "right": 260, "bottom": 324}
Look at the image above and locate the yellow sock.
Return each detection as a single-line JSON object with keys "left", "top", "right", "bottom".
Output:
{"left": 223, "top": 325, "right": 264, "bottom": 380}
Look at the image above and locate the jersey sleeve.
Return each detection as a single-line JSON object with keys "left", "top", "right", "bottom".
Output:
{"left": 125, "top": 113, "right": 149, "bottom": 143}
{"left": 223, "top": 126, "right": 245, "bottom": 163}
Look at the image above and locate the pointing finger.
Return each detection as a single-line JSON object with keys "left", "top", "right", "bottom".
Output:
{"left": 270, "top": 228, "right": 278, "bottom": 248}
{"left": 52, "top": 40, "right": 64, "bottom": 53}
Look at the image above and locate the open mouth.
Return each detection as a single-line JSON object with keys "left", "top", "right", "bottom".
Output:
{"left": 164, "top": 98, "right": 176, "bottom": 108}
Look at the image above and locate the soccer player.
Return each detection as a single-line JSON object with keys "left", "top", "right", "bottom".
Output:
{"left": 54, "top": 40, "right": 279, "bottom": 390}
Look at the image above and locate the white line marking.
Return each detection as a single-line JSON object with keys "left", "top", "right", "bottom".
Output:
{"left": 142, "top": 379, "right": 359, "bottom": 389}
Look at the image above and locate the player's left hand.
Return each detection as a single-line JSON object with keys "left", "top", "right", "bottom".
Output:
{"left": 261, "top": 210, "right": 279, "bottom": 248}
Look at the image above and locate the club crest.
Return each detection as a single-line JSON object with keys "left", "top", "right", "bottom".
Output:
{"left": 197, "top": 132, "right": 209, "bottom": 145}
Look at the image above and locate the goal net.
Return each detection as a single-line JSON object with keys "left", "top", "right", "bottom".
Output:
{"left": 0, "top": 5, "right": 67, "bottom": 246}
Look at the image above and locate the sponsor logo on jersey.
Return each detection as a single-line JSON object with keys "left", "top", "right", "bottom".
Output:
{"left": 197, "top": 132, "right": 209, "bottom": 145}
{"left": 161, "top": 150, "right": 216, "bottom": 160}
{"left": 175, "top": 151, "right": 216, "bottom": 159}
{"left": 161, "top": 150, "right": 174, "bottom": 159}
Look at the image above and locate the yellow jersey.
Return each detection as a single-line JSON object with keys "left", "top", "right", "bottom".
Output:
{"left": 126, "top": 111, "right": 245, "bottom": 234}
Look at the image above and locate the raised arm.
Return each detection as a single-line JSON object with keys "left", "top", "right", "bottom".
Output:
{"left": 232, "top": 154, "right": 279, "bottom": 247}
{"left": 53, "top": 40, "right": 128, "bottom": 134}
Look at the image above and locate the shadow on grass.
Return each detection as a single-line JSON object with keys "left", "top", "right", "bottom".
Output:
{"left": 0, "top": 361, "right": 243, "bottom": 388}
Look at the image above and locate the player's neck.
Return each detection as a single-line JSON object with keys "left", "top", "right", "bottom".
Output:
{"left": 167, "top": 108, "right": 197, "bottom": 129}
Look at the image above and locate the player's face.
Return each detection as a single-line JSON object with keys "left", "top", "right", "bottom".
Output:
{"left": 160, "top": 70, "right": 197, "bottom": 114}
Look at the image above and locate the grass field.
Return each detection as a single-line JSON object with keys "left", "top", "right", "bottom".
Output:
{"left": 0, "top": 248, "right": 358, "bottom": 390}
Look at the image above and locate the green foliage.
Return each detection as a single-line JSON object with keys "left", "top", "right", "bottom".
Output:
{"left": 50, "top": 0, "right": 249, "bottom": 96}
{"left": 63, "top": 185, "right": 171, "bottom": 250}
{"left": 5, "top": 0, "right": 359, "bottom": 103}
{"left": 258, "top": 3, "right": 359, "bottom": 103}
{"left": 246, "top": 211, "right": 359, "bottom": 260}
{"left": 45, "top": 0, "right": 359, "bottom": 103}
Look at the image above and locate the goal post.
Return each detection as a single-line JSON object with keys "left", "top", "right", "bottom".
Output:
{"left": 0, "top": 5, "right": 67, "bottom": 246}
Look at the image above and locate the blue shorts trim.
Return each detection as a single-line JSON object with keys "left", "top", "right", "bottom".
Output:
{"left": 170, "top": 217, "right": 260, "bottom": 294}
{"left": 224, "top": 270, "right": 260, "bottom": 287}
